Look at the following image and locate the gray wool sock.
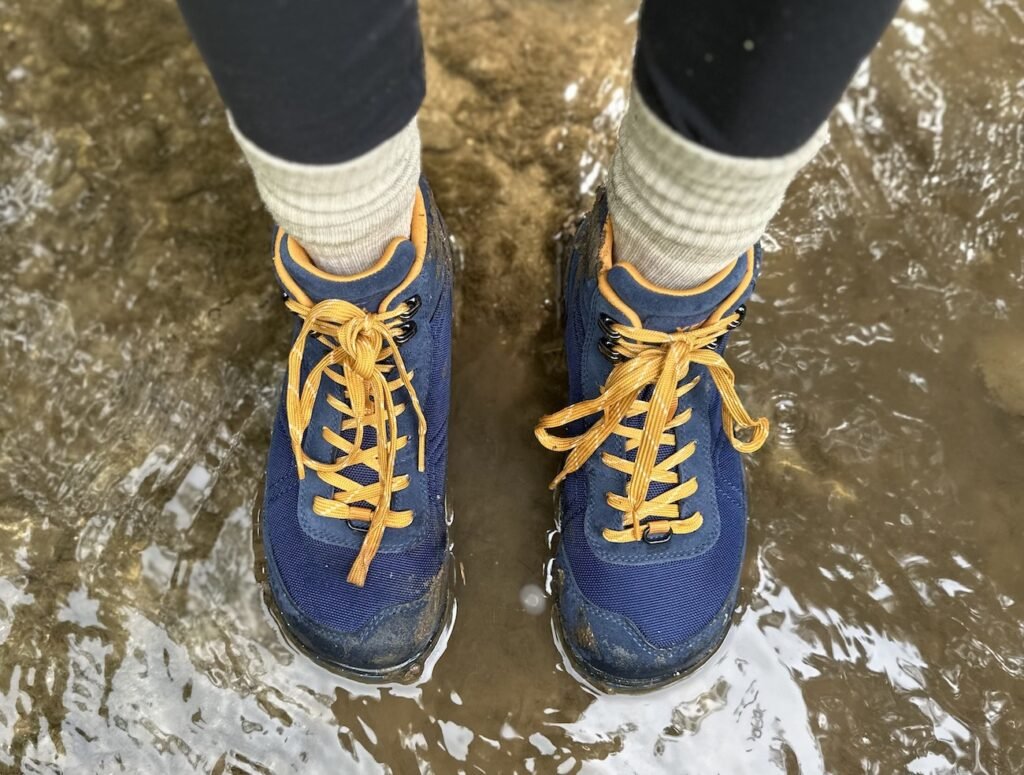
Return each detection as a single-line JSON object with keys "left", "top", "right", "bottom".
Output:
{"left": 607, "top": 87, "right": 827, "bottom": 289}
{"left": 231, "top": 115, "right": 421, "bottom": 276}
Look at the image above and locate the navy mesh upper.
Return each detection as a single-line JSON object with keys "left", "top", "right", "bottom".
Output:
{"left": 560, "top": 391, "right": 746, "bottom": 648}
{"left": 263, "top": 266, "right": 451, "bottom": 634}
{"left": 558, "top": 210, "right": 752, "bottom": 650}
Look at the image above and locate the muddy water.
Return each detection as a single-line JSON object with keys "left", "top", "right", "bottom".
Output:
{"left": 2, "top": 0, "right": 1023, "bottom": 771}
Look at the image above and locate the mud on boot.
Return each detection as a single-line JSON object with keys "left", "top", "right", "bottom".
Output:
{"left": 537, "top": 189, "right": 769, "bottom": 691}
{"left": 259, "top": 179, "right": 454, "bottom": 680}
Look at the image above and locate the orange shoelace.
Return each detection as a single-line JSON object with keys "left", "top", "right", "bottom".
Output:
{"left": 284, "top": 295, "right": 425, "bottom": 586}
{"left": 535, "top": 311, "right": 769, "bottom": 543}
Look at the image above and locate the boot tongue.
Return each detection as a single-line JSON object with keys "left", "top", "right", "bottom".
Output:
{"left": 604, "top": 247, "right": 760, "bottom": 332}
{"left": 276, "top": 231, "right": 418, "bottom": 310}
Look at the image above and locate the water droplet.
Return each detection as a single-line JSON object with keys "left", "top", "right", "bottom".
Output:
{"left": 519, "top": 583, "right": 546, "bottom": 615}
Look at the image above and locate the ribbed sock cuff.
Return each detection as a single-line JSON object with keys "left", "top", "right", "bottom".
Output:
{"left": 230, "top": 115, "right": 422, "bottom": 276}
{"left": 607, "top": 87, "right": 828, "bottom": 289}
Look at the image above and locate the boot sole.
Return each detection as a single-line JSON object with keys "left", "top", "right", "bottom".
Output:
{"left": 251, "top": 479, "right": 456, "bottom": 684}
{"left": 548, "top": 490, "right": 739, "bottom": 694}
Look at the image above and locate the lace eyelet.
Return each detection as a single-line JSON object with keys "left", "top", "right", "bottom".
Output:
{"left": 642, "top": 524, "right": 672, "bottom": 545}
{"left": 400, "top": 295, "right": 421, "bottom": 319}
{"left": 347, "top": 519, "right": 369, "bottom": 533}
{"left": 393, "top": 320, "right": 417, "bottom": 344}
{"left": 727, "top": 304, "right": 747, "bottom": 330}
{"left": 599, "top": 337, "right": 627, "bottom": 363}
{"left": 598, "top": 313, "right": 621, "bottom": 340}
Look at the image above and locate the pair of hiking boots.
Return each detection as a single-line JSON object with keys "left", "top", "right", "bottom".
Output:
{"left": 257, "top": 180, "right": 768, "bottom": 691}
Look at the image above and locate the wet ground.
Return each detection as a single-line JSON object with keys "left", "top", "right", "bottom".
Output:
{"left": 2, "top": 0, "right": 1023, "bottom": 771}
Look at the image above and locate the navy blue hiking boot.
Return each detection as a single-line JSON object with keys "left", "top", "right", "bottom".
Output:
{"left": 536, "top": 190, "right": 769, "bottom": 691}
{"left": 257, "top": 180, "right": 453, "bottom": 680}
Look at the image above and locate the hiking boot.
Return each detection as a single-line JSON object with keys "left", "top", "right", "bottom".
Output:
{"left": 536, "top": 189, "right": 769, "bottom": 691}
{"left": 258, "top": 180, "right": 453, "bottom": 680}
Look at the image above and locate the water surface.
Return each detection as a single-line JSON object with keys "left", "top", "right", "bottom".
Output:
{"left": 1, "top": 0, "right": 1023, "bottom": 771}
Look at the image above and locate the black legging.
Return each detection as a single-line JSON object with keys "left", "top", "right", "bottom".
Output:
{"left": 176, "top": 0, "right": 901, "bottom": 165}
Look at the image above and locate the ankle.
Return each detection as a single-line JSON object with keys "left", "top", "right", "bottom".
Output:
{"left": 606, "top": 87, "right": 826, "bottom": 290}
{"left": 231, "top": 115, "right": 421, "bottom": 276}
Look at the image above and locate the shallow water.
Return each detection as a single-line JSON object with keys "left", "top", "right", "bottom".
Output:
{"left": 2, "top": 0, "right": 1023, "bottom": 772}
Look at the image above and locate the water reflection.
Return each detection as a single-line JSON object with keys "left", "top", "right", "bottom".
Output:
{"left": 1, "top": 0, "right": 1022, "bottom": 771}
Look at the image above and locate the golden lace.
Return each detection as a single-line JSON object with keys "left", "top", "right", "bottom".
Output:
{"left": 284, "top": 295, "right": 425, "bottom": 587}
{"left": 535, "top": 311, "right": 769, "bottom": 543}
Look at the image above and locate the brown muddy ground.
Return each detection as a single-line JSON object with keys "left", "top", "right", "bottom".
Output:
{"left": 2, "top": 0, "right": 1023, "bottom": 772}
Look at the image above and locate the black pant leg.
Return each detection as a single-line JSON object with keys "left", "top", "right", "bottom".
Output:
{"left": 634, "top": 0, "right": 902, "bottom": 157}
{"left": 176, "top": 0, "right": 425, "bottom": 164}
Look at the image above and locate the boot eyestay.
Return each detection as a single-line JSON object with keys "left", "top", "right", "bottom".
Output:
{"left": 393, "top": 320, "right": 417, "bottom": 344}
{"left": 400, "top": 295, "right": 421, "bottom": 319}
{"left": 347, "top": 519, "right": 369, "bottom": 533}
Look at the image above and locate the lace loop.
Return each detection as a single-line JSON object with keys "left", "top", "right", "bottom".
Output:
{"left": 285, "top": 296, "right": 426, "bottom": 586}
{"left": 535, "top": 309, "right": 769, "bottom": 544}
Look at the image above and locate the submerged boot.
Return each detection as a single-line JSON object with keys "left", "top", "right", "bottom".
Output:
{"left": 258, "top": 180, "right": 453, "bottom": 680}
{"left": 536, "top": 190, "right": 769, "bottom": 691}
